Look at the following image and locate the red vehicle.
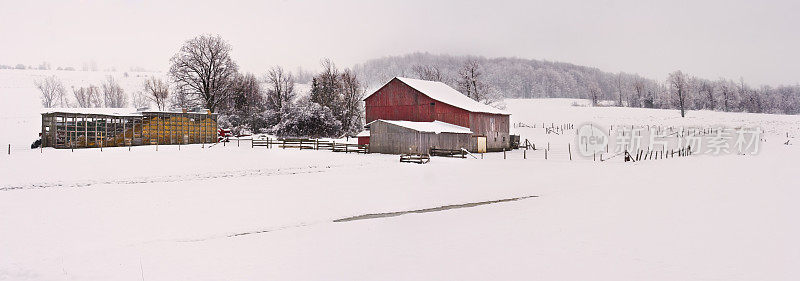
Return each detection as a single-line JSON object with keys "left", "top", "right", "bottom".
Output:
{"left": 218, "top": 128, "right": 233, "bottom": 142}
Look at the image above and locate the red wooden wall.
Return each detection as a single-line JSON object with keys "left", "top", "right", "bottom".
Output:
{"left": 365, "top": 79, "right": 471, "bottom": 128}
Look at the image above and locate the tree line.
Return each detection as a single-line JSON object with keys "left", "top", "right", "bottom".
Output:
{"left": 36, "top": 34, "right": 365, "bottom": 137}
{"left": 355, "top": 52, "right": 800, "bottom": 115}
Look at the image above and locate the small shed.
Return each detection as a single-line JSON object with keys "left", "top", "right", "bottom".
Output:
{"left": 367, "top": 120, "right": 473, "bottom": 154}
{"left": 355, "top": 130, "right": 370, "bottom": 146}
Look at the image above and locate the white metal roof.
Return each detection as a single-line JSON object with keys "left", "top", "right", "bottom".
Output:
{"left": 40, "top": 108, "right": 141, "bottom": 116}
{"left": 370, "top": 120, "right": 474, "bottom": 134}
{"left": 365, "top": 77, "right": 509, "bottom": 115}
{"left": 355, "top": 130, "right": 370, "bottom": 137}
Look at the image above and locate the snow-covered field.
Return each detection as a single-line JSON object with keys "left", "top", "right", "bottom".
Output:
{"left": 1, "top": 71, "right": 799, "bottom": 280}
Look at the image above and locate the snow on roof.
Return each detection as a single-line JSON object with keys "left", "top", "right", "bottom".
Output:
{"left": 41, "top": 108, "right": 215, "bottom": 116}
{"left": 41, "top": 107, "right": 141, "bottom": 116}
{"left": 371, "top": 120, "right": 474, "bottom": 134}
{"left": 365, "top": 77, "right": 509, "bottom": 115}
{"left": 355, "top": 130, "right": 370, "bottom": 137}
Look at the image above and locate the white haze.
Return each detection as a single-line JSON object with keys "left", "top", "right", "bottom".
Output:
{"left": 0, "top": 0, "right": 798, "bottom": 85}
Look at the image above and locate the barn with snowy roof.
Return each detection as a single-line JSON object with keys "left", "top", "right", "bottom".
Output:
{"left": 361, "top": 77, "right": 510, "bottom": 154}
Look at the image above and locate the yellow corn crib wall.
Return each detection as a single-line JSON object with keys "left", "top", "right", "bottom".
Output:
{"left": 143, "top": 116, "right": 217, "bottom": 145}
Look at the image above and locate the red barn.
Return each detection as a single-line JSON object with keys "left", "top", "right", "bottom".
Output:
{"left": 363, "top": 77, "right": 510, "bottom": 152}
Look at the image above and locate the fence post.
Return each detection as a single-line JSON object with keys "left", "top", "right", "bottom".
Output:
{"left": 524, "top": 149, "right": 526, "bottom": 159}
{"left": 545, "top": 149, "right": 548, "bottom": 160}
{"left": 568, "top": 143, "right": 572, "bottom": 160}
{"left": 503, "top": 148, "right": 506, "bottom": 159}
{"left": 238, "top": 138, "right": 240, "bottom": 147}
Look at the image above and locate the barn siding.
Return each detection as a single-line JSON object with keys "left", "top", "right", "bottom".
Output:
{"left": 469, "top": 112, "right": 510, "bottom": 151}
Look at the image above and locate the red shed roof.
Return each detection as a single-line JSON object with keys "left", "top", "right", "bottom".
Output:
{"left": 365, "top": 77, "right": 510, "bottom": 115}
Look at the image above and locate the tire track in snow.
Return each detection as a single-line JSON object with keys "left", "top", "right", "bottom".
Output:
{"left": 333, "top": 195, "right": 538, "bottom": 222}
{"left": 0, "top": 164, "right": 362, "bottom": 191}
{"left": 220, "top": 195, "right": 538, "bottom": 239}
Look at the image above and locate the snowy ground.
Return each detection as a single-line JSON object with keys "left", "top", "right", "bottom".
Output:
{"left": 1, "top": 71, "right": 800, "bottom": 280}
{"left": 2, "top": 139, "right": 798, "bottom": 281}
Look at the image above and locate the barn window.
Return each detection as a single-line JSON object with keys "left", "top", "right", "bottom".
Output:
{"left": 430, "top": 102, "right": 435, "bottom": 106}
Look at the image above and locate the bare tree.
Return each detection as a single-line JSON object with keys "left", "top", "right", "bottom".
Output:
{"left": 412, "top": 65, "right": 443, "bottom": 82}
{"left": 716, "top": 78, "right": 734, "bottom": 112}
{"left": 310, "top": 58, "right": 342, "bottom": 110}
{"left": 35, "top": 75, "right": 66, "bottom": 108}
{"left": 698, "top": 80, "right": 715, "bottom": 110}
{"left": 101, "top": 76, "right": 127, "bottom": 108}
{"left": 616, "top": 72, "right": 626, "bottom": 106}
{"left": 667, "top": 71, "right": 689, "bottom": 117}
{"left": 223, "top": 72, "right": 265, "bottom": 132}
{"left": 143, "top": 77, "right": 170, "bottom": 110}
{"left": 457, "top": 60, "right": 502, "bottom": 106}
{"left": 131, "top": 91, "right": 150, "bottom": 109}
{"left": 265, "top": 66, "right": 296, "bottom": 115}
{"left": 169, "top": 84, "right": 200, "bottom": 111}
{"left": 168, "top": 34, "right": 239, "bottom": 113}
{"left": 340, "top": 68, "right": 365, "bottom": 134}
{"left": 631, "top": 78, "right": 645, "bottom": 108}
{"left": 457, "top": 60, "right": 481, "bottom": 100}
{"left": 588, "top": 80, "right": 601, "bottom": 106}
{"left": 72, "top": 85, "right": 102, "bottom": 108}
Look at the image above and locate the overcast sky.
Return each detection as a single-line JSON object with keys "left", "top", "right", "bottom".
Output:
{"left": 1, "top": 0, "right": 797, "bottom": 85}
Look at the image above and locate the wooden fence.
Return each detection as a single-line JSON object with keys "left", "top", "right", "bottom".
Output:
{"left": 250, "top": 138, "right": 368, "bottom": 154}
{"left": 400, "top": 153, "right": 430, "bottom": 164}
{"left": 429, "top": 148, "right": 467, "bottom": 158}
{"left": 623, "top": 145, "right": 693, "bottom": 162}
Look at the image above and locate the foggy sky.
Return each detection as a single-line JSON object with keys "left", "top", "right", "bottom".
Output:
{"left": 1, "top": 0, "right": 797, "bottom": 85}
